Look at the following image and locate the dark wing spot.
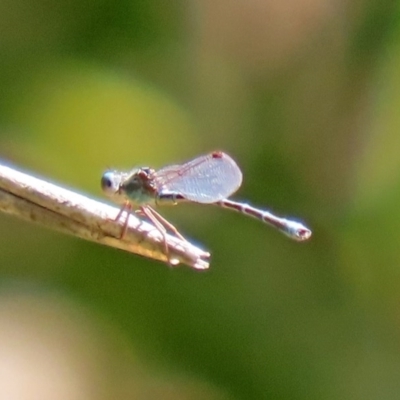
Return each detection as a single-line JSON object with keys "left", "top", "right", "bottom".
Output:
{"left": 211, "top": 151, "right": 224, "bottom": 159}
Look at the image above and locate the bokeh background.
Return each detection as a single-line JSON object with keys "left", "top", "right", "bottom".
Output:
{"left": 0, "top": 1, "right": 399, "bottom": 399}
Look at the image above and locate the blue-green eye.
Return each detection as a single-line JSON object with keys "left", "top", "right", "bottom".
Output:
{"left": 101, "top": 171, "right": 118, "bottom": 194}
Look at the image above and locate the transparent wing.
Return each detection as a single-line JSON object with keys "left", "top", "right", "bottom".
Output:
{"left": 153, "top": 152, "right": 243, "bottom": 203}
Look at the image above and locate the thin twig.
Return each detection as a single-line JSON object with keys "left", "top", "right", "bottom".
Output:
{"left": 0, "top": 162, "right": 210, "bottom": 270}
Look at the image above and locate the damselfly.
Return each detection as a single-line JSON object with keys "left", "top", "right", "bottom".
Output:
{"left": 101, "top": 151, "right": 311, "bottom": 251}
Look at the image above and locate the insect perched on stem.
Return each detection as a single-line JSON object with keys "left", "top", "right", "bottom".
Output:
{"left": 101, "top": 151, "right": 311, "bottom": 258}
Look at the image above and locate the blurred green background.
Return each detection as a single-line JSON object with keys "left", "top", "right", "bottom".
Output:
{"left": 0, "top": 0, "right": 399, "bottom": 399}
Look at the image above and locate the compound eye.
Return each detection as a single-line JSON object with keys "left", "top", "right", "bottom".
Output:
{"left": 102, "top": 177, "right": 111, "bottom": 188}
{"left": 101, "top": 171, "right": 118, "bottom": 194}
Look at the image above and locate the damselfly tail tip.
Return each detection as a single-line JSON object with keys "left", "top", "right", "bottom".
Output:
{"left": 285, "top": 221, "right": 312, "bottom": 241}
{"left": 295, "top": 227, "right": 312, "bottom": 241}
